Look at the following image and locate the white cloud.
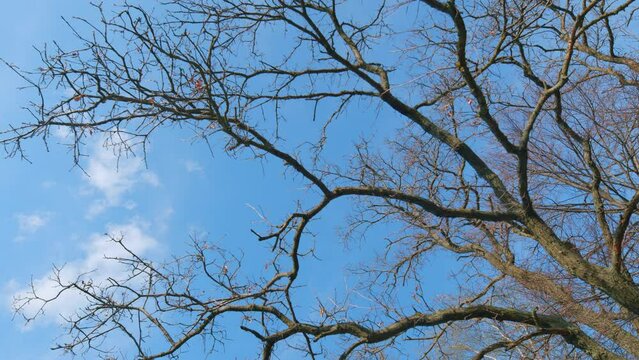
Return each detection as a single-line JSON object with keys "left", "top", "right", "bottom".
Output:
{"left": 84, "top": 142, "right": 160, "bottom": 217}
{"left": 86, "top": 199, "right": 109, "bottom": 218}
{"left": 16, "top": 213, "right": 49, "bottom": 233}
{"left": 9, "top": 222, "right": 158, "bottom": 327}
{"left": 184, "top": 160, "right": 204, "bottom": 173}
{"left": 14, "top": 212, "right": 52, "bottom": 242}
{"left": 154, "top": 206, "right": 175, "bottom": 234}
{"left": 51, "top": 126, "right": 71, "bottom": 141}
{"left": 41, "top": 180, "right": 56, "bottom": 189}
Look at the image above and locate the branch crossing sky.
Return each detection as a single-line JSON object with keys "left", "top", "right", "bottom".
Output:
{"left": 0, "top": 2, "right": 457, "bottom": 358}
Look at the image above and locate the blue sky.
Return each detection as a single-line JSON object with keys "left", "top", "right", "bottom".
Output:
{"left": 0, "top": 2, "right": 461, "bottom": 359}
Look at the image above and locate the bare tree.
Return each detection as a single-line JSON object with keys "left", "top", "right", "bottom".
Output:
{"left": 5, "top": 0, "right": 639, "bottom": 358}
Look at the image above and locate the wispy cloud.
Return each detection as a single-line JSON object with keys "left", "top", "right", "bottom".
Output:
{"left": 40, "top": 180, "right": 56, "bottom": 189}
{"left": 51, "top": 126, "right": 71, "bottom": 141}
{"left": 184, "top": 160, "right": 204, "bottom": 173}
{"left": 16, "top": 213, "right": 49, "bottom": 233}
{"left": 84, "top": 142, "right": 160, "bottom": 217}
{"left": 14, "top": 212, "right": 52, "bottom": 242}
{"left": 9, "top": 221, "right": 158, "bottom": 327}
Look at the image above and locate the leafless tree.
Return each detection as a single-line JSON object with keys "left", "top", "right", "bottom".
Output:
{"left": 5, "top": 0, "right": 639, "bottom": 358}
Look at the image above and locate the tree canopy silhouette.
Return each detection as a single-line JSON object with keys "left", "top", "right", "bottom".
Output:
{"left": 5, "top": 0, "right": 639, "bottom": 359}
